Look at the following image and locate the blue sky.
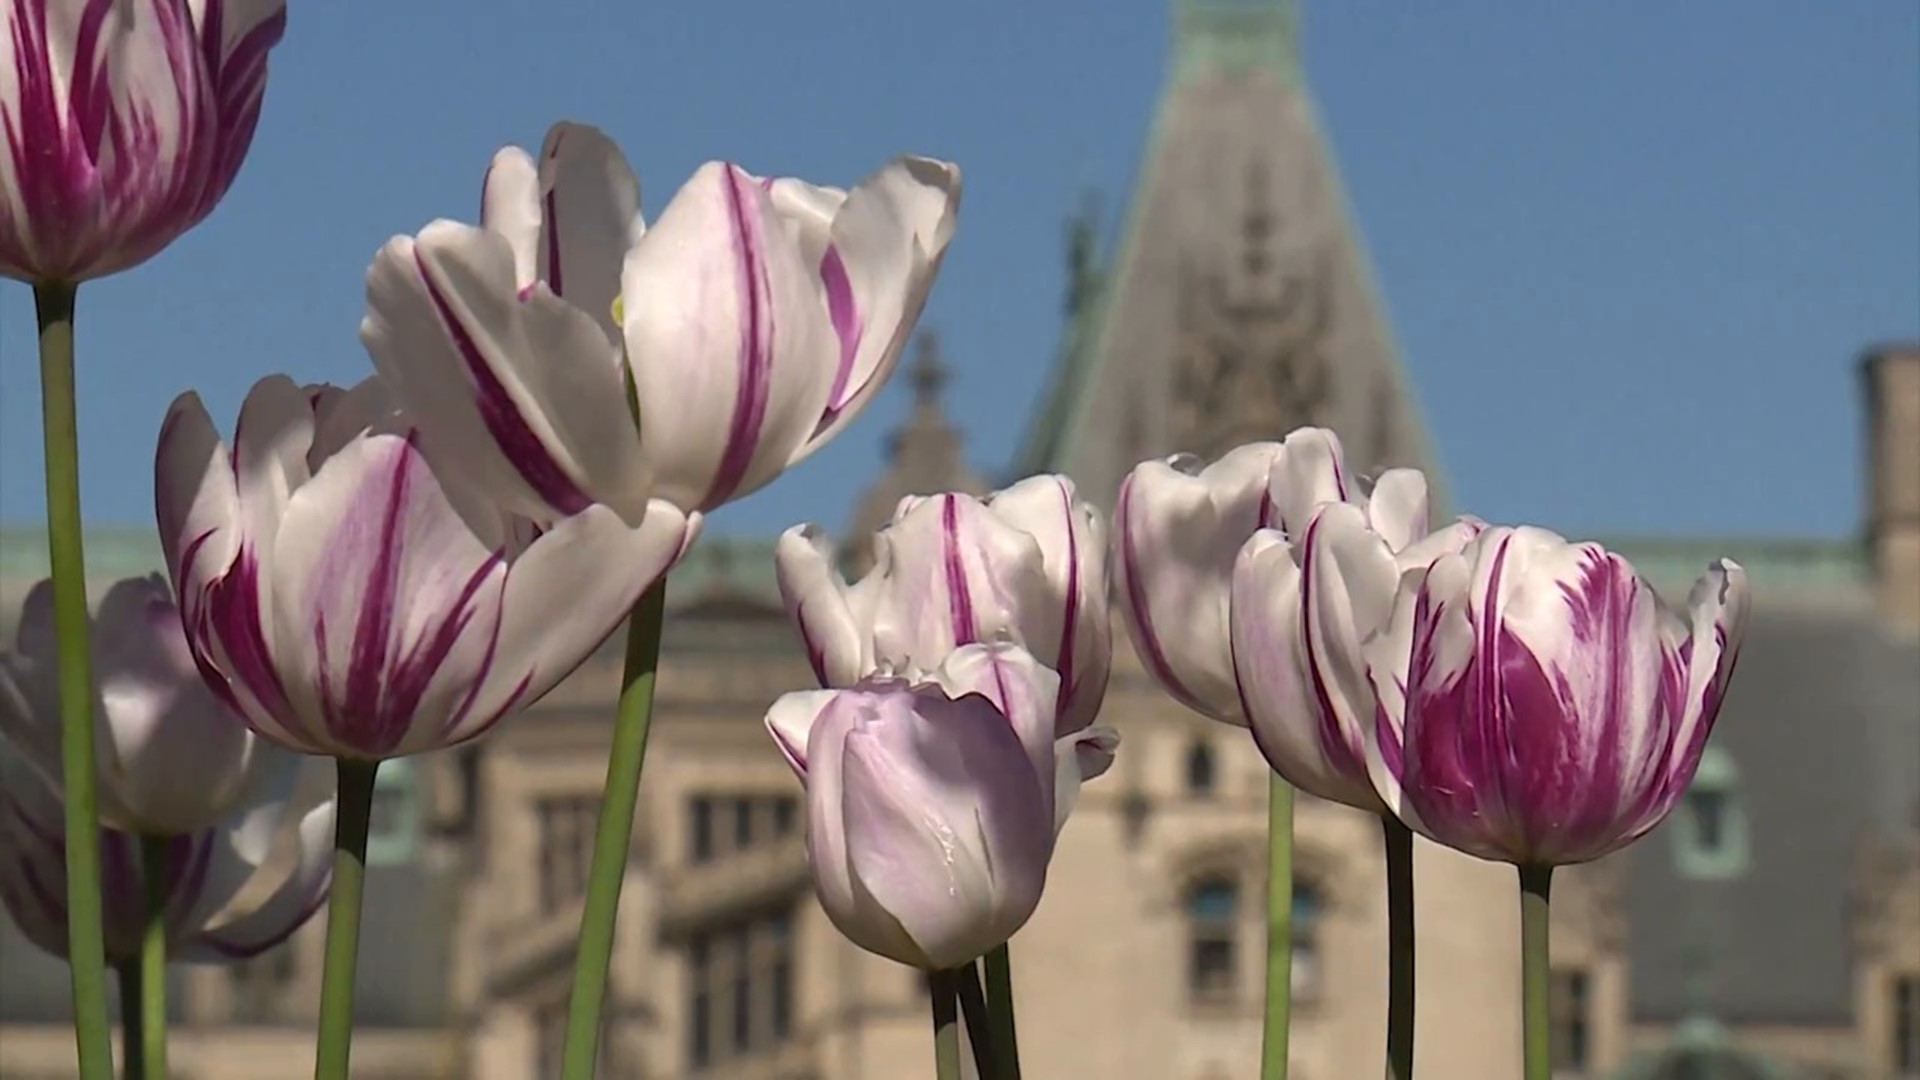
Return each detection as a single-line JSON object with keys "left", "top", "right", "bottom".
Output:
{"left": 1, "top": 1, "right": 1915, "bottom": 542}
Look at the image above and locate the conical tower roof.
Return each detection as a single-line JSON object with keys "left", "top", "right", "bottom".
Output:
{"left": 1013, "top": 0, "right": 1442, "bottom": 510}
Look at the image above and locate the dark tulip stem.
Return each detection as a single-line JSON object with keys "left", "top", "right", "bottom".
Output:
{"left": 1263, "top": 772, "right": 1295, "bottom": 1080}
{"left": 957, "top": 961, "right": 999, "bottom": 1079}
{"left": 1383, "top": 815, "right": 1416, "bottom": 1080}
{"left": 138, "top": 835, "right": 170, "bottom": 1080}
{"left": 983, "top": 944, "right": 1023, "bottom": 1080}
{"left": 929, "top": 968, "right": 963, "bottom": 1080}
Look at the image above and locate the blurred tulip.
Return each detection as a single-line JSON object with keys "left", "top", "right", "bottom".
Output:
{"left": 0, "top": 573, "right": 294, "bottom": 835}
{"left": 360, "top": 121, "right": 961, "bottom": 523}
{"left": 777, "top": 474, "right": 1110, "bottom": 735}
{"left": 764, "top": 643, "right": 1116, "bottom": 969}
{"left": 0, "top": 0, "right": 288, "bottom": 283}
{"left": 1230, "top": 474, "right": 1481, "bottom": 812}
{"left": 154, "top": 373, "right": 693, "bottom": 760}
{"left": 1365, "top": 526, "right": 1751, "bottom": 866}
{"left": 0, "top": 749, "right": 331, "bottom": 964}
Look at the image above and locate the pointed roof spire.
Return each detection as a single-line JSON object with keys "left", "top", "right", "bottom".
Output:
{"left": 1172, "top": 0, "right": 1300, "bottom": 81}
{"left": 842, "top": 330, "right": 987, "bottom": 575}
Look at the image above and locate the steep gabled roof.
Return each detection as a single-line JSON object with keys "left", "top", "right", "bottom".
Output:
{"left": 1013, "top": 0, "right": 1443, "bottom": 509}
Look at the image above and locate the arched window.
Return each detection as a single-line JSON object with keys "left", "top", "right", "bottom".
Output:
{"left": 1672, "top": 746, "right": 1748, "bottom": 880}
{"left": 1291, "top": 880, "right": 1323, "bottom": 1000}
{"left": 1185, "top": 738, "right": 1217, "bottom": 796}
{"left": 1186, "top": 876, "right": 1238, "bottom": 1001}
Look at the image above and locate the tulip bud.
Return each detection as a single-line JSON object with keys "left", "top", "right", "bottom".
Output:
{"left": 763, "top": 643, "right": 1115, "bottom": 969}
{"left": 0, "top": 749, "right": 332, "bottom": 964}
{"left": 777, "top": 474, "right": 1110, "bottom": 735}
{"left": 1363, "top": 526, "right": 1751, "bottom": 867}
{"left": 0, "top": 0, "right": 288, "bottom": 283}
{"left": 154, "top": 373, "right": 694, "bottom": 760}
{"left": 0, "top": 573, "right": 294, "bottom": 835}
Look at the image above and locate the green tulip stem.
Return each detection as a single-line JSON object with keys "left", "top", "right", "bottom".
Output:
{"left": 138, "top": 835, "right": 170, "bottom": 1080}
{"left": 1519, "top": 864, "right": 1555, "bottom": 1080}
{"left": 560, "top": 580, "right": 668, "bottom": 1079}
{"left": 1262, "top": 772, "right": 1295, "bottom": 1080}
{"left": 983, "top": 944, "right": 1023, "bottom": 1079}
{"left": 34, "top": 280, "right": 113, "bottom": 1080}
{"left": 956, "top": 961, "right": 998, "bottom": 1079}
{"left": 1382, "top": 815, "right": 1416, "bottom": 1080}
{"left": 929, "top": 968, "right": 963, "bottom": 1080}
{"left": 314, "top": 757, "right": 380, "bottom": 1080}
{"left": 117, "top": 964, "right": 142, "bottom": 1080}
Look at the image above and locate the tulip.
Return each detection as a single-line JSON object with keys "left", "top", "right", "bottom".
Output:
{"left": 0, "top": 0, "right": 289, "bottom": 283}
{"left": 360, "top": 121, "right": 962, "bottom": 522}
{"left": 153, "top": 372, "right": 693, "bottom": 760}
{"left": 764, "top": 643, "right": 1116, "bottom": 971}
{"left": 1362, "top": 527, "right": 1749, "bottom": 1079}
{"left": 0, "top": 748, "right": 332, "bottom": 964}
{"left": 1230, "top": 473, "right": 1481, "bottom": 813}
{"left": 777, "top": 474, "right": 1110, "bottom": 735}
{"left": 0, "top": 573, "right": 293, "bottom": 836}
{"left": 1364, "top": 525, "right": 1751, "bottom": 868}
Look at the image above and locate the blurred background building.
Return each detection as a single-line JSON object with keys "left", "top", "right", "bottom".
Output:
{"left": 2, "top": 1, "right": 1916, "bottom": 1078}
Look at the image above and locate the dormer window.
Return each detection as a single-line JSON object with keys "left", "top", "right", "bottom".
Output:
{"left": 1186, "top": 738, "right": 1217, "bottom": 797}
{"left": 1672, "top": 746, "right": 1747, "bottom": 880}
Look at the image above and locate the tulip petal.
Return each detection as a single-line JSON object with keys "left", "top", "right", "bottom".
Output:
{"left": 1294, "top": 503, "right": 1401, "bottom": 808}
{"left": 775, "top": 523, "right": 872, "bottom": 687}
{"left": 765, "top": 689, "right": 840, "bottom": 777}
{"left": 1114, "top": 444, "right": 1281, "bottom": 724}
{"left": 839, "top": 690, "right": 1050, "bottom": 969}
{"left": 181, "top": 797, "right": 333, "bottom": 960}
{"left": 983, "top": 475, "right": 1111, "bottom": 734}
{"left": 870, "top": 493, "right": 1053, "bottom": 674}
{"left": 362, "top": 223, "right": 651, "bottom": 525}
{"left": 1267, "top": 427, "right": 1352, "bottom": 535}
{"left": 803, "top": 690, "right": 916, "bottom": 964}
{"left": 799, "top": 156, "right": 963, "bottom": 450}
{"left": 1232, "top": 530, "right": 1351, "bottom": 807}
{"left": 534, "top": 121, "right": 643, "bottom": 347}
{"left": 450, "top": 500, "right": 698, "bottom": 749}
{"left": 186, "top": 0, "right": 287, "bottom": 217}
{"left": 155, "top": 390, "right": 241, "bottom": 616}
{"left": 265, "top": 429, "right": 508, "bottom": 758}
{"left": 927, "top": 642, "right": 1060, "bottom": 824}
{"left": 479, "top": 145, "right": 540, "bottom": 287}
{"left": 1051, "top": 725, "right": 1119, "bottom": 838}
{"left": 1365, "top": 468, "right": 1429, "bottom": 552}
{"left": 623, "top": 161, "right": 836, "bottom": 511}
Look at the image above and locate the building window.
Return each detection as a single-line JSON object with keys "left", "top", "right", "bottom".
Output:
{"left": 1186, "top": 877, "right": 1238, "bottom": 1002}
{"left": 1550, "top": 968, "right": 1591, "bottom": 1075}
{"left": 1688, "top": 787, "right": 1726, "bottom": 853}
{"left": 537, "top": 796, "right": 600, "bottom": 913}
{"left": 687, "top": 794, "right": 801, "bottom": 865}
{"left": 1672, "top": 747, "right": 1747, "bottom": 880}
{"left": 365, "top": 758, "right": 421, "bottom": 865}
{"left": 686, "top": 906, "right": 799, "bottom": 1070}
{"left": 1186, "top": 739, "right": 1216, "bottom": 796}
{"left": 1897, "top": 975, "right": 1920, "bottom": 1076}
{"left": 1292, "top": 881, "right": 1323, "bottom": 1001}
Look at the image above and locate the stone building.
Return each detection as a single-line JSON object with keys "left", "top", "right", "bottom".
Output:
{"left": 2, "top": 3, "right": 1916, "bottom": 1078}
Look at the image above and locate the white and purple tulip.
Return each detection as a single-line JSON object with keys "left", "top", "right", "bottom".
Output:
{"left": 1363, "top": 526, "right": 1751, "bottom": 867}
{"left": 0, "top": 748, "right": 332, "bottom": 964}
{"left": 776, "top": 474, "right": 1110, "bottom": 736}
{"left": 1229, "top": 457, "right": 1482, "bottom": 813}
{"left": 360, "top": 120, "right": 961, "bottom": 524}
{"left": 763, "top": 643, "right": 1116, "bottom": 970}
{"left": 154, "top": 373, "right": 694, "bottom": 760}
{"left": 0, "top": 573, "right": 295, "bottom": 835}
{"left": 0, "top": 0, "right": 287, "bottom": 283}
{"left": 1116, "top": 428, "right": 1374, "bottom": 724}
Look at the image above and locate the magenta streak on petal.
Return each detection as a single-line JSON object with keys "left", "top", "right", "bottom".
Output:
{"left": 940, "top": 496, "right": 978, "bottom": 646}
{"left": 313, "top": 435, "right": 502, "bottom": 757}
{"left": 703, "top": 165, "right": 778, "bottom": 508}
{"left": 437, "top": 581, "right": 509, "bottom": 741}
{"left": 1296, "top": 516, "right": 1368, "bottom": 785}
{"left": 193, "top": 1, "right": 286, "bottom": 218}
{"left": 192, "top": 534, "right": 307, "bottom": 745}
{"left": 193, "top": 865, "right": 331, "bottom": 960}
{"left": 778, "top": 573, "right": 833, "bottom": 686}
{"left": 1114, "top": 478, "right": 1200, "bottom": 708}
{"left": 819, "top": 246, "right": 862, "bottom": 408}
{"left": 1052, "top": 484, "right": 1081, "bottom": 730}
{"left": 1472, "top": 535, "right": 1526, "bottom": 855}
{"left": 414, "top": 251, "right": 593, "bottom": 515}
{"left": 1256, "top": 486, "right": 1275, "bottom": 530}
{"left": 440, "top": 672, "right": 534, "bottom": 752}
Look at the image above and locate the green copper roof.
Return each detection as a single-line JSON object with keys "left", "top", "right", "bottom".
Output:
{"left": 1593, "top": 534, "right": 1869, "bottom": 599}
{"left": 1171, "top": 0, "right": 1301, "bottom": 83}
{"left": 1610, "top": 1017, "right": 1806, "bottom": 1080}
